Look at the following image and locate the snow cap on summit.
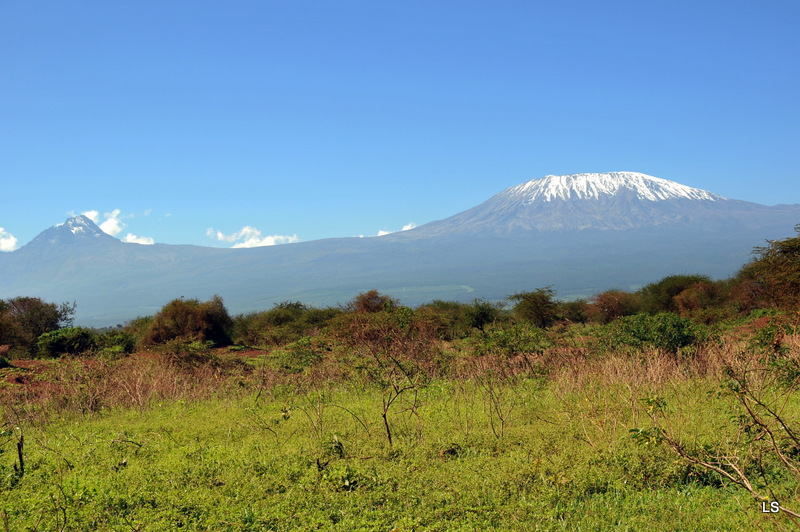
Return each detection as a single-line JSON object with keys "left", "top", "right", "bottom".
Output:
{"left": 505, "top": 172, "right": 724, "bottom": 203}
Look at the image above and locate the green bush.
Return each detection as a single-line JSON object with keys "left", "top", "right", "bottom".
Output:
{"left": 156, "top": 339, "right": 218, "bottom": 367}
{"left": 475, "top": 323, "right": 550, "bottom": 358}
{"left": 465, "top": 298, "right": 503, "bottom": 332}
{"left": 233, "top": 302, "right": 341, "bottom": 347}
{"left": 600, "top": 312, "right": 702, "bottom": 354}
{"left": 36, "top": 327, "right": 96, "bottom": 357}
{"left": 275, "top": 336, "right": 327, "bottom": 373}
{"left": 415, "top": 300, "right": 474, "bottom": 340}
{"left": 94, "top": 330, "right": 136, "bottom": 359}
{"left": 637, "top": 275, "right": 713, "bottom": 314}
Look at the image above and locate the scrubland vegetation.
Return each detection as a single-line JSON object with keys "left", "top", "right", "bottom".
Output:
{"left": 1, "top": 227, "right": 800, "bottom": 530}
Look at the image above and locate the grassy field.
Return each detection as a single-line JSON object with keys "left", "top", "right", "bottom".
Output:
{"left": 3, "top": 335, "right": 798, "bottom": 531}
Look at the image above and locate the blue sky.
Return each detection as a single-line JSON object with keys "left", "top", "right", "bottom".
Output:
{"left": 2, "top": 1, "right": 798, "bottom": 251}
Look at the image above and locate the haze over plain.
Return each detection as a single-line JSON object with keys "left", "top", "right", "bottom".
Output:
{"left": 1, "top": 2, "right": 799, "bottom": 251}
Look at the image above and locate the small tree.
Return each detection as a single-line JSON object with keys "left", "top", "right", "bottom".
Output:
{"left": 588, "top": 289, "right": 639, "bottom": 324}
{"left": 738, "top": 225, "right": 800, "bottom": 308}
{"left": 508, "top": 287, "right": 558, "bottom": 328}
{"left": 0, "top": 297, "right": 76, "bottom": 357}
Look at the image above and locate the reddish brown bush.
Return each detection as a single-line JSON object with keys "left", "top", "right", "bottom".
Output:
{"left": 140, "top": 295, "right": 233, "bottom": 347}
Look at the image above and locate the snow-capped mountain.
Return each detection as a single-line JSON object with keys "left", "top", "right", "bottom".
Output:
{"left": 410, "top": 172, "right": 785, "bottom": 234}
{"left": 2, "top": 172, "right": 799, "bottom": 326}
{"left": 505, "top": 172, "right": 723, "bottom": 203}
{"left": 21, "top": 215, "right": 120, "bottom": 251}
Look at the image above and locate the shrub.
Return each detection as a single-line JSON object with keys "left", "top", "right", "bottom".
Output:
{"left": 559, "top": 299, "right": 589, "bottom": 325}
{"left": 275, "top": 336, "right": 327, "bottom": 373}
{"left": 737, "top": 225, "right": 800, "bottom": 309}
{"left": 475, "top": 323, "right": 551, "bottom": 360}
{"left": 36, "top": 327, "right": 95, "bottom": 357}
{"left": 156, "top": 339, "right": 218, "bottom": 367}
{"left": 600, "top": 312, "right": 701, "bottom": 354}
{"left": 465, "top": 298, "right": 503, "bottom": 332}
{"left": 637, "top": 275, "right": 713, "bottom": 314}
{"left": 415, "top": 300, "right": 473, "bottom": 340}
{"left": 141, "top": 295, "right": 233, "bottom": 348}
{"left": 232, "top": 302, "right": 341, "bottom": 347}
{"left": 588, "top": 289, "right": 640, "bottom": 324}
{"left": 95, "top": 330, "right": 136, "bottom": 358}
{"left": 347, "top": 290, "right": 396, "bottom": 313}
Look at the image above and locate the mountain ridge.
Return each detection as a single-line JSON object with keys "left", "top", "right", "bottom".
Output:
{"left": 2, "top": 172, "right": 799, "bottom": 326}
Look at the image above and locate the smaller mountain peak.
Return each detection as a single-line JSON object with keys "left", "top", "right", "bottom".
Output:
{"left": 23, "top": 215, "right": 118, "bottom": 250}
{"left": 57, "top": 215, "right": 100, "bottom": 236}
{"left": 506, "top": 172, "right": 725, "bottom": 203}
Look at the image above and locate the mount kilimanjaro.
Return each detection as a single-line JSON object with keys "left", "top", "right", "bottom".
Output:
{"left": 2, "top": 172, "right": 799, "bottom": 326}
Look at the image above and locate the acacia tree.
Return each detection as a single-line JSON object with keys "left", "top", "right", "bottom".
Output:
{"left": 738, "top": 225, "right": 800, "bottom": 308}
{"left": 334, "top": 304, "right": 438, "bottom": 446}
{"left": 508, "top": 287, "right": 558, "bottom": 328}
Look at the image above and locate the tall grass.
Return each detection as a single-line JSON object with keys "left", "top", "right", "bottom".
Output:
{"left": 1, "top": 327, "right": 798, "bottom": 530}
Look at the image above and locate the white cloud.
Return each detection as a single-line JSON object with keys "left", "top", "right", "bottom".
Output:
{"left": 209, "top": 225, "right": 299, "bottom": 248}
{"left": 99, "top": 209, "right": 124, "bottom": 236}
{"left": 82, "top": 210, "right": 100, "bottom": 223}
{"left": 122, "top": 233, "right": 155, "bottom": 245}
{"left": 0, "top": 227, "right": 18, "bottom": 252}
{"left": 377, "top": 222, "right": 416, "bottom": 236}
{"left": 81, "top": 208, "right": 154, "bottom": 244}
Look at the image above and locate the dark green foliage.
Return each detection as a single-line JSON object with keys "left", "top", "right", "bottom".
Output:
{"left": 600, "top": 312, "right": 701, "bottom": 354}
{"left": 476, "top": 323, "right": 551, "bottom": 361}
{"left": 559, "top": 299, "right": 589, "bottom": 325}
{"left": 94, "top": 330, "right": 136, "bottom": 358}
{"left": 637, "top": 275, "right": 713, "bottom": 314}
{"left": 465, "top": 298, "right": 502, "bottom": 332}
{"left": 36, "top": 327, "right": 95, "bottom": 357}
{"left": 121, "top": 316, "right": 154, "bottom": 351}
{"left": 233, "top": 302, "right": 341, "bottom": 347}
{"left": 508, "top": 287, "right": 558, "bottom": 328}
{"left": 276, "top": 336, "right": 327, "bottom": 373}
{"left": 738, "top": 225, "right": 800, "bottom": 308}
{"left": 141, "top": 295, "right": 233, "bottom": 348}
{"left": 0, "top": 297, "right": 76, "bottom": 357}
{"left": 415, "top": 300, "right": 474, "bottom": 340}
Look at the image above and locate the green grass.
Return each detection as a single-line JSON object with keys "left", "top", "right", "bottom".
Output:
{"left": 2, "top": 376, "right": 792, "bottom": 531}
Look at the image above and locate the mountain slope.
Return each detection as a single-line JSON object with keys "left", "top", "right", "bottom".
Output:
{"left": 409, "top": 172, "right": 793, "bottom": 235}
{"left": 2, "top": 172, "right": 799, "bottom": 326}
